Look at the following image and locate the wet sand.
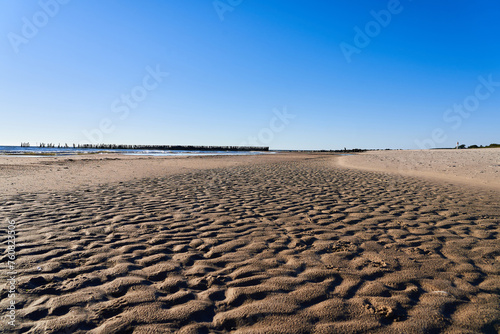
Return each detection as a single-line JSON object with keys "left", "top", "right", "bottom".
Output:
{"left": 0, "top": 152, "right": 499, "bottom": 333}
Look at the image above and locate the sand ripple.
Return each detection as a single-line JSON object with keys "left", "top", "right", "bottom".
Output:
{"left": 1, "top": 158, "right": 499, "bottom": 333}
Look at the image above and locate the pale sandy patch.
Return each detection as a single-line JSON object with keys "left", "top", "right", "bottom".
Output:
{"left": 336, "top": 148, "right": 500, "bottom": 191}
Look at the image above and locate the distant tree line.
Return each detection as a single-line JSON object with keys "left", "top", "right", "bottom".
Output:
{"left": 312, "top": 149, "right": 367, "bottom": 153}
{"left": 457, "top": 143, "right": 499, "bottom": 149}
{"left": 279, "top": 148, "right": 367, "bottom": 153}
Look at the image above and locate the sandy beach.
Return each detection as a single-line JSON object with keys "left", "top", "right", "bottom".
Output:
{"left": 1, "top": 151, "right": 499, "bottom": 333}
{"left": 337, "top": 148, "right": 500, "bottom": 191}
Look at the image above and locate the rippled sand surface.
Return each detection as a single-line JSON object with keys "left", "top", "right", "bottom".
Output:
{"left": 1, "top": 153, "right": 499, "bottom": 333}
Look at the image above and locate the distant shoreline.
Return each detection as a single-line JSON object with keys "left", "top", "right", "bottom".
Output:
{"left": 17, "top": 143, "right": 270, "bottom": 151}
{"left": 0, "top": 145, "right": 271, "bottom": 157}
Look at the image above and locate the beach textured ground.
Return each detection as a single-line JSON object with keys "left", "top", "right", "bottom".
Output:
{"left": 0, "top": 152, "right": 499, "bottom": 333}
{"left": 338, "top": 148, "right": 500, "bottom": 191}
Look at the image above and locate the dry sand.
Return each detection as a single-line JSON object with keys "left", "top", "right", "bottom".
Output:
{"left": 337, "top": 148, "right": 500, "bottom": 191}
{"left": 0, "top": 152, "right": 499, "bottom": 333}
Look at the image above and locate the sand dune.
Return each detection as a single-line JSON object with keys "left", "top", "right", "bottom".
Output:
{"left": 0, "top": 153, "right": 499, "bottom": 333}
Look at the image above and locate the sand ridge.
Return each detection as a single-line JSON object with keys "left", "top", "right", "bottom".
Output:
{"left": 337, "top": 148, "right": 500, "bottom": 191}
{"left": 0, "top": 154, "right": 499, "bottom": 333}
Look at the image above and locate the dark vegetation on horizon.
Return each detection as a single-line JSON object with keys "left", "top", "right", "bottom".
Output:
{"left": 19, "top": 143, "right": 269, "bottom": 152}
{"left": 279, "top": 148, "right": 368, "bottom": 153}
{"left": 464, "top": 143, "right": 499, "bottom": 149}
{"left": 431, "top": 143, "right": 499, "bottom": 150}
{"left": 445, "top": 143, "right": 500, "bottom": 149}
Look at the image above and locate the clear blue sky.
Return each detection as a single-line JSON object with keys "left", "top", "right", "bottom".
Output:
{"left": 1, "top": 1, "right": 499, "bottom": 150}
